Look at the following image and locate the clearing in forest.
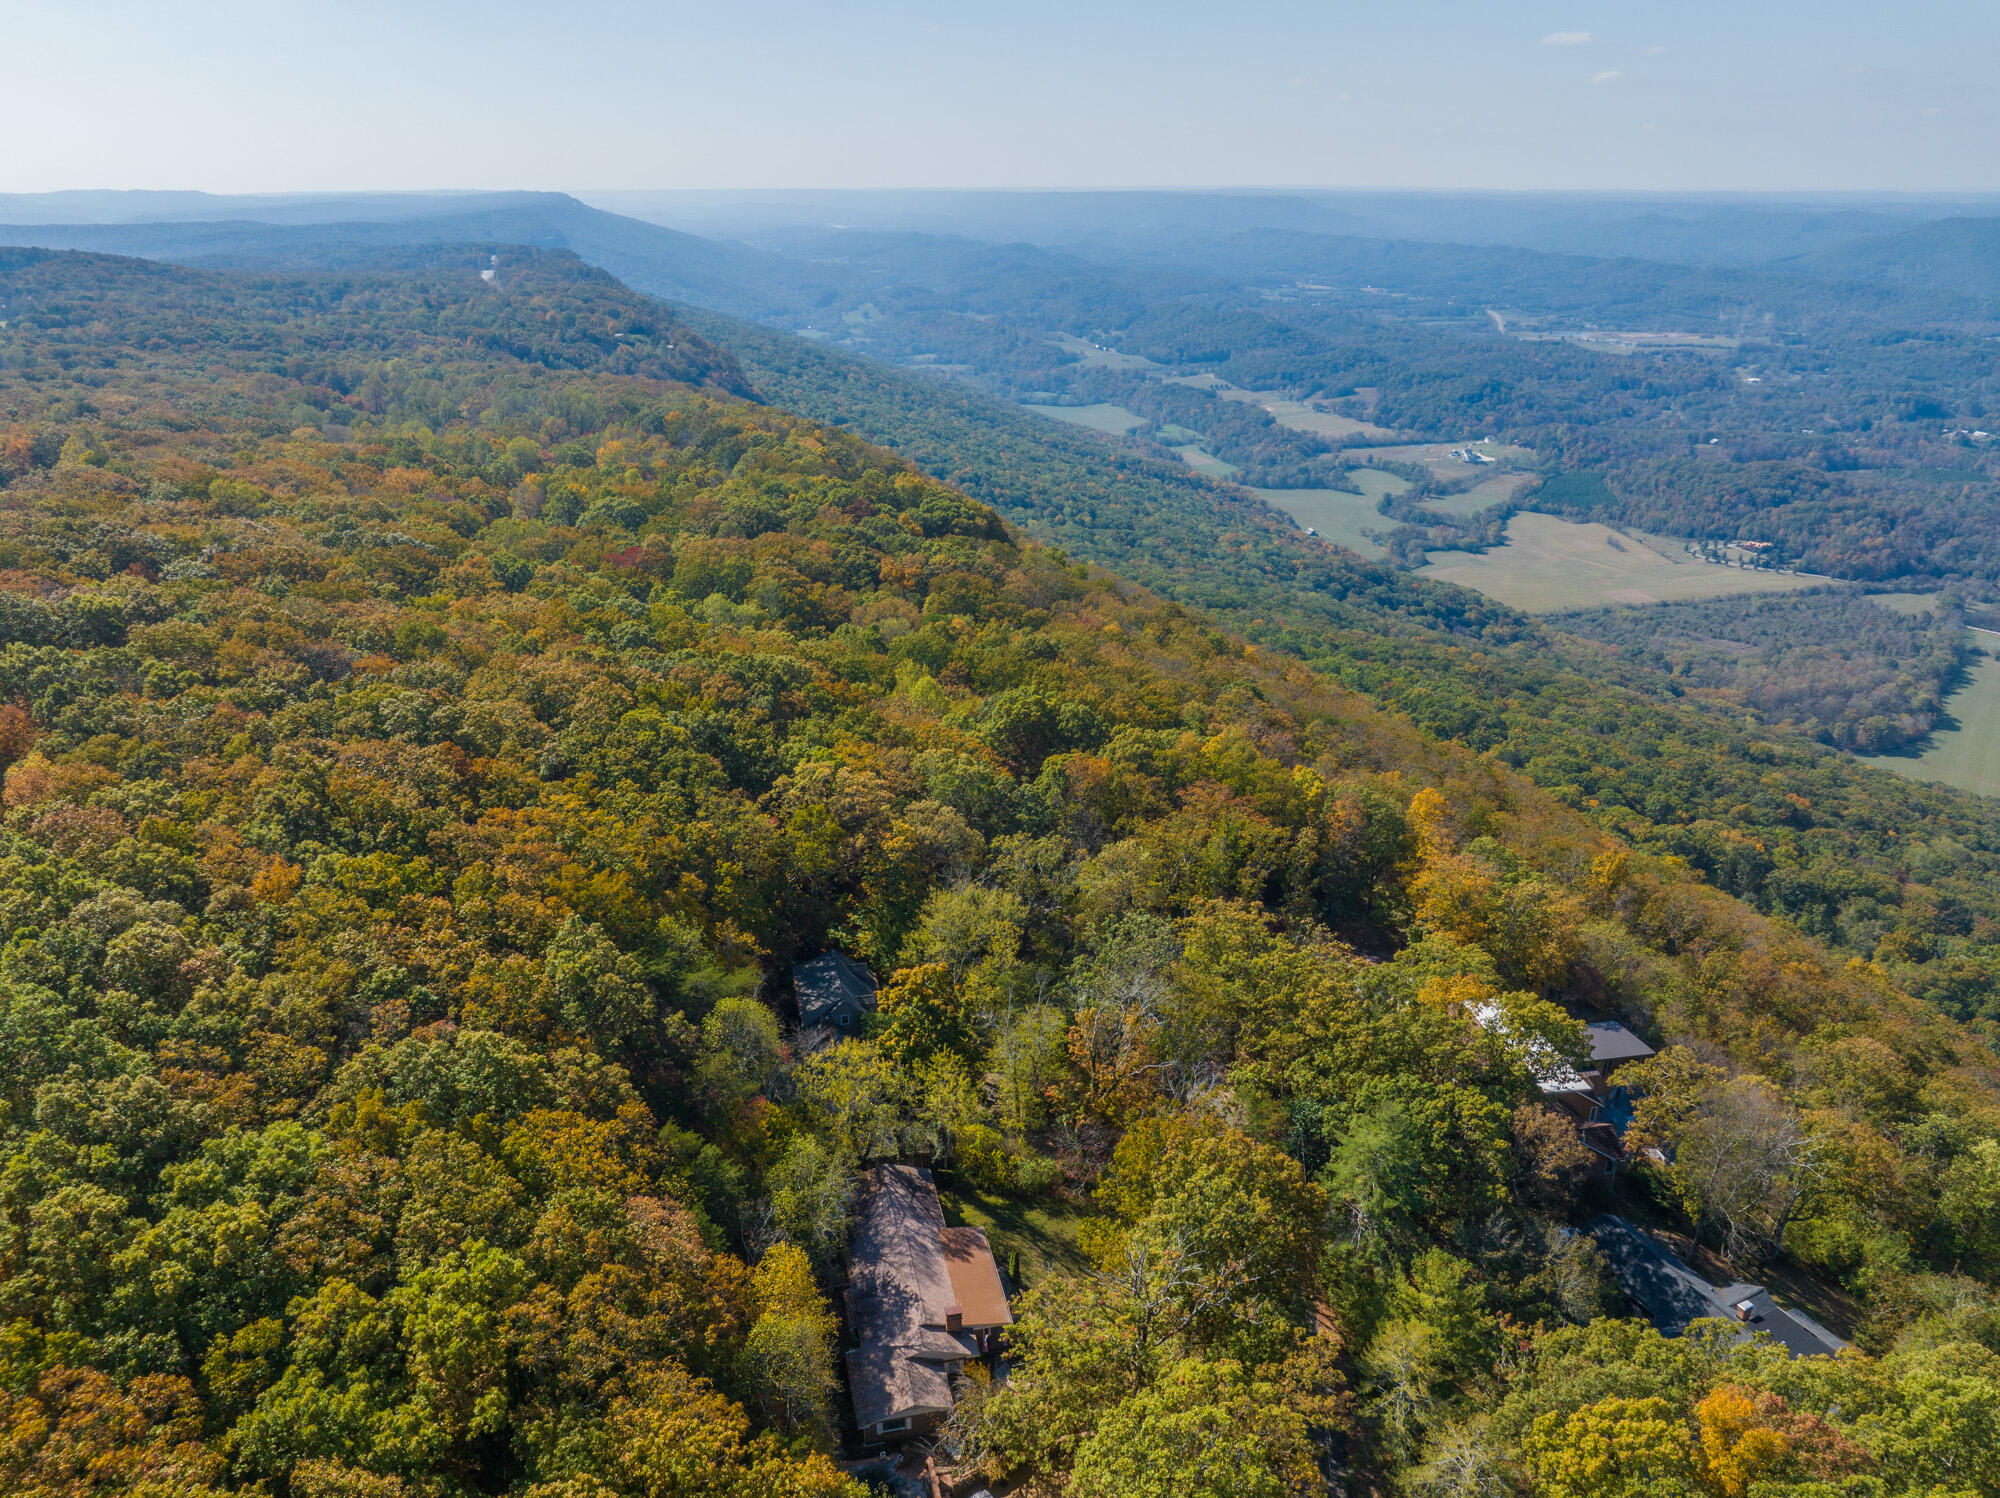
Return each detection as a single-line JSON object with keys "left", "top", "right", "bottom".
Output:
{"left": 1175, "top": 444, "right": 1240, "bottom": 479}
{"left": 1858, "top": 630, "right": 2000, "bottom": 799}
{"left": 1023, "top": 401, "right": 1147, "bottom": 436}
{"left": 1218, "top": 387, "right": 1401, "bottom": 442}
{"left": 1419, "top": 512, "right": 1824, "bottom": 612}
{"left": 1252, "top": 469, "right": 1408, "bottom": 560}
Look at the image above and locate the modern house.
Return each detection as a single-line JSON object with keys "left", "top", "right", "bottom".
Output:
{"left": 794, "top": 950, "right": 878, "bottom": 1037}
{"left": 1588, "top": 1214, "right": 1845, "bottom": 1358}
{"left": 1472, "top": 1009, "right": 1657, "bottom": 1176}
{"left": 843, "top": 1164, "right": 1013, "bottom": 1445}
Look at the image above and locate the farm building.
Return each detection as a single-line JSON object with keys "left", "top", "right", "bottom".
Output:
{"left": 843, "top": 1165, "right": 1013, "bottom": 1445}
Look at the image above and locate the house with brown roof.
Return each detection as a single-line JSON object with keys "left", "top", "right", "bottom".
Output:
{"left": 843, "top": 1164, "right": 1013, "bottom": 1444}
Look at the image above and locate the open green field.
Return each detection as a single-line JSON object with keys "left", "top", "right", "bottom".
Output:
{"left": 1868, "top": 591, "right": 1943, "bottom": 616}
{"left": 1418, "top": 471, "right": 1533, "bottom": 518}
{"left": 1348, "top": 468, "right": 1412, "bottom": 504}
{"left": 1220, "top": 387, "right": 1400, "bottom": 442}
{"left": 1048, "top": 331, "right": 1161, "bottom": 371}
{"left": 1252, "top": 478, "right": 1401, "bottom": 559}
{"left": 1419, "top": 512, "right": 1827, "bottom": 613}
{"left": 1023, "top": 401, "right": 1146, "bottom": 436}
{"left": 1356, "top": 439, "right": 1537, "bottom": 481}
{"left": 1176, "top": 444, "right": 1240, "bottom": 479}
{"left": 1858, "top": 632, "right": 2000, "bottom": 799}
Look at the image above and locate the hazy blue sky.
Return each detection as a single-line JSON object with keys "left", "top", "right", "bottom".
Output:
{"left": 3, "top": 0, "right": 1995, "bottom": 193}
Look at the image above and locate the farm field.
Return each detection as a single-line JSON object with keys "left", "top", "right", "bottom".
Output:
{"left": 1219, "top": 386, "right": 1400, "bottom": 441}
{"left": 1417, "top": 470, "right": 1533, "bottom": 518}
{"left": 1251, "top": 482, "right": 1396, "bottom": 559}
{"left": 1023, "top": 401, "right": 1146, "bottom": 435}
{"left": 1858, "top": 631, "right": 2000, "bottom": 799}
{"left": 1419, "top": 512, "right": 1826, "bottom": 612}
{"left": 1176, "top": 444, "right": 1240, "bottom": 479}
{"left": 1047, "top": 331, "right": 1161, "bottom": 370}
{"left": 1356, "top": 439, "right": 1537, "bottom": 480}
{"left": 1348, "top": 468, "right": 1412, "bottom": 503}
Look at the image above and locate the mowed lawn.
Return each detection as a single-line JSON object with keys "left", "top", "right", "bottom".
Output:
{"left": 1858, "top": 631, "right": 2000, "bottom": 799}
{"left": 938, "top": 1185, "right": 1098, "bottom": 1292}
{"left": 1253, "top": 469, "right": 1408, "bottom": 559}
{"left": 1023, "top": 401, "right": 1147, "bottom": 436}
{"left": 1420, "top": 512, "right": 1825, "bottom": 612}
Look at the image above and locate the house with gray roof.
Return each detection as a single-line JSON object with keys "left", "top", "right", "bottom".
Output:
{"left": 794, "top": 950, "right": 878, "bottom": 1036}
{"left": 843, "top": 1164, "right": 1013, "bottom": 1444}
{"left": 1588, "top": 1213, "right": 1845, "bottom": 1358}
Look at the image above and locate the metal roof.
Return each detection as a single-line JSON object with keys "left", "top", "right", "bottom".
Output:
{"left": 1587, "top": 1213, "right": 1844, "bottom": 1358}
{"left": 1586, "top": 1020, "right": 1657, "bottom": 1064}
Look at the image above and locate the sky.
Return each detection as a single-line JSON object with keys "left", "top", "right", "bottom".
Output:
{"left": 2, "top": 0, "right": 1996, "bottom": 194}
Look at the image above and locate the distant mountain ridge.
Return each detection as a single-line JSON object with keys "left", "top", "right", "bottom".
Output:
{"left": 0, "top": 195, "right": 805, "bottom": 320}
{"left": 1776, "top": 214, "right": 2000, "bottom": 298}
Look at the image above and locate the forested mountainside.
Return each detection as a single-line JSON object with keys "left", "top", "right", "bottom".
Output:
{"left": 680, "top": 305, "right": 2000, "bottom": 1029}
{"left": 4, "top": 247, "right": 2000, "bottom": 1497}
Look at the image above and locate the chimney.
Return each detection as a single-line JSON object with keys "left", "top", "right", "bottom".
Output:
{"left": 945, "top": 1304, "right": 963, "bottom": 1334}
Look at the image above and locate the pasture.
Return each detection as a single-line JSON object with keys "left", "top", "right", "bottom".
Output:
{"left": 1176, "top": 445, "right": 1240, "bottom": 479}
{"left": 1419, "top": 512, "right": 1825, "bottom": 613}
{"left": 1220, "top": 387, "right": 1400, "bottom": 442}
{"left": 1047, "top": 332, "right": 1160, "bottom": 371}
{"left": 1251, "top": 483, "right": 1396, "bottom": 559}
{"left": 1858, "top": 631, "right": 2000, "bottom": 799}
{"left": 1418, "top": 471, "right": 1532, "bottom": 518}
{"left": 1358, "top": 440, "right": 1537, "bottom": 481}
{"left": 1024, "top": 401, "right": 1147, "bottom": 436}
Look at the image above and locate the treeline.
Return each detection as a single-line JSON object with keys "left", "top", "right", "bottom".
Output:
{"left": 1555, "top": 589, "right": 1972, "bottom": 753}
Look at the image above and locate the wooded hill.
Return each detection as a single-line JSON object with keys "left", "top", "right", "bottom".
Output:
{"left": 1, "top": 247, "right": 1999, "bottom": 1497}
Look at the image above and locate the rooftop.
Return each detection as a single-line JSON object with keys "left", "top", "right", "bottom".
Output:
{"left": 1586, "top": 1020, "right": 1657, "bottom": 1065}
{"left": 795, "top": 950, "right": 878, "bottom": 1029}
{"left": 1587, "top": 1214, "right": 1843, "bottom": 1358}
{"left": 844, "top": 1165, "right": 1000, "bottom": 1431}
{"left": 941, "top": 1225, "right": 1013, "bottom": 1331}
